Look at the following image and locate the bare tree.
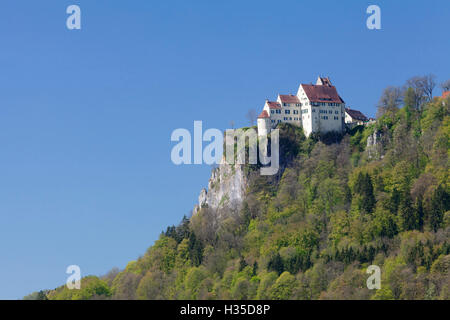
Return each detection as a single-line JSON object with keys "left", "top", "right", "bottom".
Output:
{"left": 441, "top": 79, "right": 450, "bottom": 92}
{"left": 376, "top": 86, "right": 403, "bottom": 118}
{"left": 422, "top": 74, "right": 436, "bottom": 99}
{"left": 229, "top": 120, "right": 235, "bottom": 129}
{"left": 405, "top": 74, "right": 436, "bottom": 110}
{"left": 245, "top": 109, "right": 257, "bottom": 127}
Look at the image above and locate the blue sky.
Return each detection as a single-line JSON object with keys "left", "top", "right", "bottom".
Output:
{"left": 0, "top": 0, "right": 448, "bottom": 299}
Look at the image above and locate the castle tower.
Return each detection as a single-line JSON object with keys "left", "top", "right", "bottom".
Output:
{"left": 257, "top": 110, "right": 270, "bottom": 136}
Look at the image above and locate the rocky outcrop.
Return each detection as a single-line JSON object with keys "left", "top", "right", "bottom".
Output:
{"left": 193, "top": 157, "right": 247, "bottom": 217}
{"left": 366, "top": 130, "right": 384, "bottom": 160}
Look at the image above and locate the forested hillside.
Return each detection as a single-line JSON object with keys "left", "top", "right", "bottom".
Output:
{"left": 28, "top": 79, "right": 450, "bottom": 300}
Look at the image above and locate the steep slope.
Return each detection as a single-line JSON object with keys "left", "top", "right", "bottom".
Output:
{"left": 193, "top": 158, "right": 248, "bottom": 217}
{"left": 29, "top": 94, "right": 450, "bottom": 300}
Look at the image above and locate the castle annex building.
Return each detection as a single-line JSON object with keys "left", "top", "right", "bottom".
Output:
{"left": 257, "top": 77, "right": 367, "bottom": 137}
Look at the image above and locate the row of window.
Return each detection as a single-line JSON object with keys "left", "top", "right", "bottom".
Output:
{"left": 271, "top": 109, "right": 301, "bottom": 115}
{"left": 270, "top": 115, "right": 341, "bottom": 122}
{"left": 270, "top": 109, "right": 341, "bottom": 116}
{"left": 268, "top": 111, "right": 341, "bottom": 121}
{"left": 311, "top": 102, "right": 341, "bottom": 107}
{"left": 283, "top": 103, "right": 302, "bottom": 107}
{"left": 319, "top": 110, "right": 341, "bottom": 114}
{"left": 320, "top": 116, "right": 341, "bottom": 120}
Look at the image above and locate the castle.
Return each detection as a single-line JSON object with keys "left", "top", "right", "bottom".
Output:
{"left": 257, "top": 76, "right": 367, "bottom": 136}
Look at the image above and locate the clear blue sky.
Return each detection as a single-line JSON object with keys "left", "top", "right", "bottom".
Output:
{"left": 0, "top": 0, "right": 448, "bottom": 299}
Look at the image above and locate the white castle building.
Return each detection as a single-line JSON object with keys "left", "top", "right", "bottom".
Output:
{"left": 257, "top": 76, "right": 347, "bottom": 137}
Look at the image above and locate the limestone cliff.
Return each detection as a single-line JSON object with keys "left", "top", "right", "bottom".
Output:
{"left": 193, "top": 157, "right": 247, "bottom": 217}
{"left": 366, "top": 129, "right": 385, "bottom": 160}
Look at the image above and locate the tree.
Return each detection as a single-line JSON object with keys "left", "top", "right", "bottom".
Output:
{"left": 429, "top": 185, "right": 449, "bottom": 231}
{"left": 414, "top": 195, "right": 424, "bottom": 231}
{"left": 188, "top": 233, "right": 204, "bottom": 266}
{"left": 36, "top": 290, "right": 48, "bottom": 300}
{"left": 267, "top": 253, "right": 284, "bottom": 275}
{"left": 245, "top": 109, "right": 257, "bottom": 126}
{"left": 232, "top": 278, "right": 250, "bottom": 300}
{"left": 184, "top": 267, "right": 208, "bottom": 299}
{"left": 239, "top": 257, "right": 248, "bottom": 271}
{"left": 111, "top": 272, "right": 141, "bottom": 300}
{"left": 256, "top": 272, "right": 278, "bottom": 299}
{"left": 136, "top": 270, "right": 167, "bottom": 300}
{"left": 398, "top": 192, "right": 416, "bottom": 231}
{"left": 353, "top": 172, "right": 376, "bottom": 213}
{"left": 377, "top": 86, "right": 403, "bottom": 118}
{"left": 403, "top": 87, "right": 417, "bottom": 123}
{"left": 23, "top": 291, "right": 48, "bottom": 300}
{"left": 405, "top": 74, "right": 436, "bottom": 110}
{"left": 440, "top": 79, "right": 450, "bottom": 92}
{"left": 270, "top": 272, "right": 297, "bottom": 300}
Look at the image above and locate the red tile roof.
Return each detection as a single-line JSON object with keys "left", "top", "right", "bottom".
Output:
{"left": 443, "top": 91, "right": 450, "bottom": 99}
{"left": 258, "top": 110, "right": 270, "bottom": 119}
{"left": 278, "top": 94, "right": 300, "bottom": 104}
{"left": 266, "top": 101, "right": 281, "bottom": 109}
{"left": 345, "top": 108, "right": 368, "bottom": 121}
{"left": 301, "top": 84, "right": 345, "bottom": 104}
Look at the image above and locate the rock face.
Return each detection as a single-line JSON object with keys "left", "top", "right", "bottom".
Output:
{"left": 193, "top": 157, "right": 247, "bottom": 217}
{"left": 366, "top": 130, "right": 384, "bottom": 160}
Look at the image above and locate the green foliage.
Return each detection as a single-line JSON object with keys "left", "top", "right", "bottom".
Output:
{"left": 39, "top": 90, "right": 450, "bottom": 300}
{"left": 48, "top": 276, "right": 111, "bottom": 300}
{"left": 269, "top": 272, "right": 297, "bottom": 300}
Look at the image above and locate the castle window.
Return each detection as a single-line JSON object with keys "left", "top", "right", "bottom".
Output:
{"left": 328, "top": 110, "right": 332, "bottom": 114}
{"left": 276, "top": 110, "right": 281, "bottom": 114}
{"left": 277, "top": 120, "right": 281, "bottom": 123}
{"left": 271, "top": 110, "right": 274, "bottom": 114}
{"left": 293, "top": 110, "right": 298, "bottom": 114}
{"left": 285, "top": 109, "right": 290, "bottom": 114}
